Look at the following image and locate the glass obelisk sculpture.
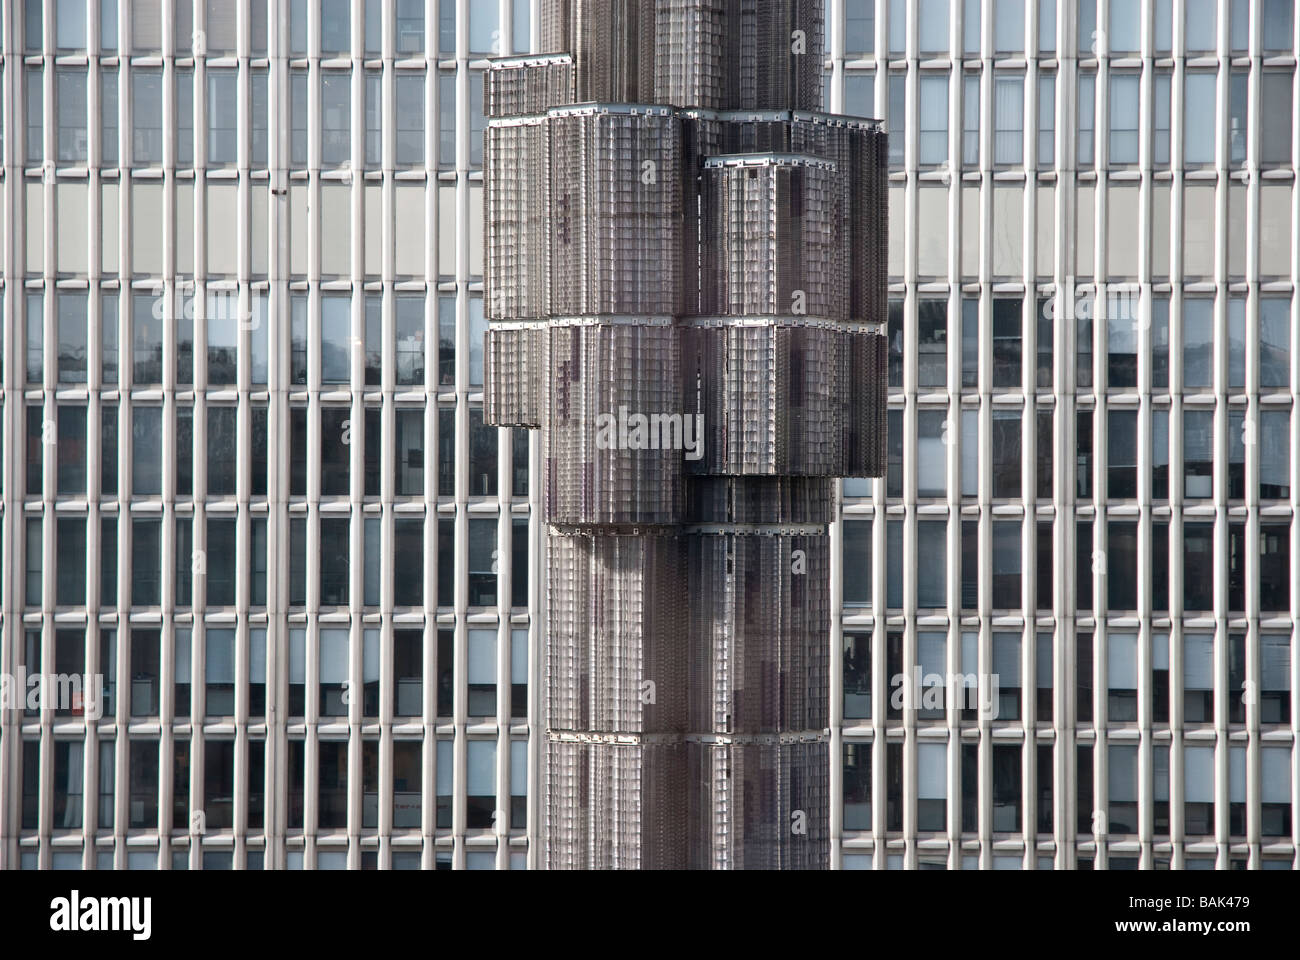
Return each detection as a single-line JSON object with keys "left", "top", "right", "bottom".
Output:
{"left": 484, "top": 0, "right": 888, "bottom": 869}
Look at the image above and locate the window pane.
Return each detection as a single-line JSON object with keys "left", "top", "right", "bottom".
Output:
{"left": 919, "top": 75, "right": 948, "bottom": 165}
{"left": 397, "top": 74, "right": 425, "bottom": 165}
{"left": 207, "top": 70, "right": 237, "bottom": 164}
{"left": 1182, "top": 300, "right": 1213, "bottom": 388}
{"left": 322, "top": 72, "right": 350, "bottom": 166}
{"left": 1184, "top": 74, "right": 1216, "bottom": 164}
{"left": 57, "top": 68, "right": 89, "bottom": 163}
{"left": 132, "top": 69, "right": 162, "bottom": 164}
{"left": 995, "top": 0, "right": 1024, "bottom": 52}
{"left": 1108, "top": 74, "right": 1138, "bottom": 164}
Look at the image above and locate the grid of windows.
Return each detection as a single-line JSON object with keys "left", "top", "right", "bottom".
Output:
{"left": 3, "top": 0, "right": 1298, "bottom": 874}
{"left": 2, "top": 0, "right": 534, "bottom": 872}
{"left": 831, "top": 0, "right": 1298, "bottom": 870}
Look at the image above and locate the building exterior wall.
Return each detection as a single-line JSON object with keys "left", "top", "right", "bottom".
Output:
{"left": 1, "top": 0, "right": 1297, "bottom": 871}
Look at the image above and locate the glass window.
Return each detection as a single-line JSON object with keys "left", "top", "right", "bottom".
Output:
{"left": 888, "top": 73, "right": 905, "bottom": 165}
{"left": 993, "top": 77, "right": 1024, "bottom": 163}
{"left": 291, "top": 295, "right": 308, "bottom": 384}
{"left": 844, "top": 72, "right": 874, "bottom": 117}
{"left": 1228, "top": 70, "right": 1250, "bottom": 166}
{"left": 395, "top": 409, "right": 424, "bottom": 496}
{"left": 469, "top": 297, "right": 486, "bottom": 386}
{"left": 1033, "top": 297, "right": 1052, "bottom": 390}
{"left": 396, "top": 295, "right": 426, "bottom": 385}
{"left": 132, "top": 69, "right": 163, "bottom": 165}
{"left": 320, "top": 517, "right": 349, "bottom": 605}
{"left": 26, "top": 67, "right": 44, "bottom": 165}
{"left": 469, "top": 409, "right": 498, "bottom": 497}
{"left": 319, "top": 630, "right": 349, "bottom": 716}
{"left": 1107, "top": 410, "right": 1136, "bottom": 498}
{"left": 1037, "top": 0, "right": 1055, "bottom": 52}
{"left": 887, "top": 0, "right": 905, "bottom": 55}
{"left": 398, "top": 0, "right": 425, "bottom": 54}
{"left": 174, "top": 70, "right": 192, "bottom": 165}
{"left": 207, "top": 70, "right": 236, "bottom": 164}
{"left": 321, "top": 72, "right": 350, "bottom": 166}
{"left": 992, "top": 410, "right": 1022, "bottom": 498}
{"left": 1261, "top": 635, "right": 1292, "bottom": 723}
{"left": 131, "top": 519, "right": 161, "bottom": 606}
{"left": 1152, "top": 73, "right": 1171, "bottom": 166}
{"left": 57, "top": 0, "right": 87, "bottom": 49}
{"left": 843, "top": 519, "right": 873, "bottom": 607}
{"left": 511, "top": 0, "right": 530, "bottom": 54}
{"left": 205, "top": 629, "right": 235, "bottom": 716}
{"left": 962, "top": 0, "right": 980, "bottom": 54}
{"left": 321, "top": 294, "right": 351, "bottom": 384}
{"left": 919, "top": 74, "right": 948, "bottom": 165}
{"left": 992, "top": 744, "right": 1021, "bottom": 831}
{"left": 132, "top": 406, "right": 162, "bottom": 495}
{"left": 995, "top": 0, "right": 1024, "bottom": 52}
{"left": 321, "top": 0, "right": 349, "bottom": 53}
{"left": 1261, "top": 410, "right": 1291, "bottom": 500}
{"left": 992, "top": 521, "right": 1021, "bottom": 608}
{"left": 468, "top": 628, "right": 497, "bottom": 715}
{"left": 1108, "top": 74, "right": 1138, "bottom": 164}
{"left": 469, "top": 0, "right": 498, "bottom": 54}
{"left": 57, "top": 292, "right": 88, "bottom": 383}
{"left": 396, "top": 73, "right": 425, "bottom": 166}
{"left": 1183, "top": 410, "right": 1213, "bottom": 498}
{"left": 1037, "top": 74, "right": 1054, "bottom": 166}
{"left": 887, "top": 409, "right": 903, "bottom": 498}
{"left": 919, "top": 0, "right": 949, "bottom": 54}
{"left": 1262, "top": 72, "right": 1294, "bottom": 166}
{"left": 467, "top": 741, "right": 496, "bottom": 828}
{"left": 468, "top": 518, "right": 497, "bottom": 606}
{"left": 207, "top": 406, "right": 237, "bottom": 496}
{"left": 56, "top": 67, "right": 88, "bottom": 164}
{"left": 917, "top": 520, "right": 947, "bottom": 608}
{"left": 239, "top": 70, "right": 264, "bottom": 168}
{"left": 365, "top": 72, "right": 381, "bottom": 166}
{"left": 1151, "top": 296, "right": 1169, "bottom": 387}
{"left": 1182, "top": 299, "right": 1213, "bottom": 388}
{"left": 912, "top": 742, "right": 945, "bottom": 831}
{"left": 1035, "top": 409, "right": 1052, "bottom": 498}
{"left": 101, "top": 71, "right": 120, "bottom": 167}
{"left": 1184, "top": 74, "right": 1216, "bottom": 164}
{"left": 1107, "top": 0, "right": 1139, "bottom": 52}
{"left": 961, "top": 297, "right": 978, "bottom": 387}
{"left": 962, "top": 75, "right": 979, "bottom": 166}
{"left": 846, "top": 0, "right": 875, "bottom": 53}
{"left": 992, "top": 633, "right": 1020, "bottom": 719}
{"left": 1077, "top": 73, "right": 1095, "bottom": 165}
{"left": 205, "top": 292, "right": 237, "bottom": 385}
{"left": 1262, "top": 0, "right": 1294, "bottom": 52}
{"left": 960, "top": 409, "right": 978, "bottom": 497}
{"left": 992, "top": 299, "right": 1022, "bottom": 385}
{"left": 438, "top": 295, "right": 456, "bottom": 385}
{"left": 56, "top": 519, "right": 86, "bottom": 606}
{"left": 1107, "top": 513, "right": 1138, "bottom": 607}
{"left": 290, "top": 72, "right": 307, "bottom": 166}
{"left": 917, "top": 300, "right": 947, "bottom": 387}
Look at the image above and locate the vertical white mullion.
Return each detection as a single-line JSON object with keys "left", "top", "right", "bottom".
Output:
{"left": 0, "top": 0, "right": 20, "bottom": 875}
{"left": 1210, "top": 0, "right": 1232, "bottom": 871}
{"left": 1241, "top": 0, "right": 1264, "bottom": 867}
{"left": 1290, "top": 0, "right": 1300, "bottom": 872}
{"left": 1052, "top": 0, "right": 1077, "bottom": 872}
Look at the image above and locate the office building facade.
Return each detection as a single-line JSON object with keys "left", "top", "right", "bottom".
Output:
{"left": 1, "top": 0, "right": 1298, "bottom": 871}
